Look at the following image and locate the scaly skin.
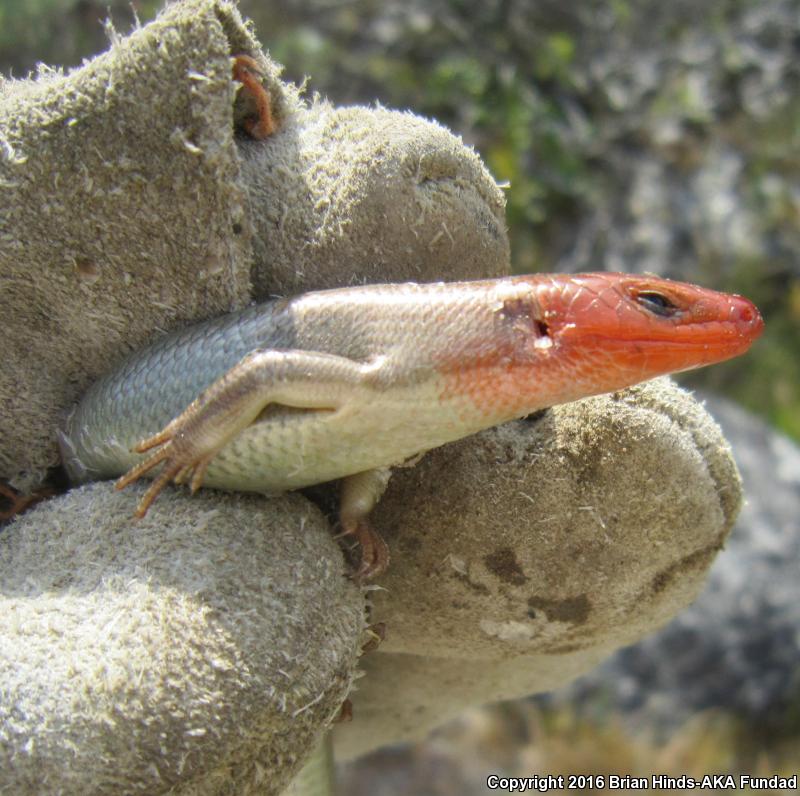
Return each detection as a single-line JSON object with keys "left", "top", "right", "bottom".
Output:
{"left": 60, "top": 273, "right": 763, "bottom": 577}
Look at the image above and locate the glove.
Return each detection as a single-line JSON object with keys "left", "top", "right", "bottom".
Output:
{"left": 0, "top": 1, "right": 742, "bottom": 793}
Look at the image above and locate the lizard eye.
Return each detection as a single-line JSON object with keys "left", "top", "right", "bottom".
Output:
{"left": 635, "top": 290, "right": 680, "bottom": 318}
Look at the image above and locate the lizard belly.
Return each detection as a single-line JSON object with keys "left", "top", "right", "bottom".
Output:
{"left": 201, "top": 385, "right": 468, "bottom": 493}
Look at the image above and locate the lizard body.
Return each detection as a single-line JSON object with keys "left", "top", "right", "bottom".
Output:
{"left": 60, "top": 273, "right": 763, "bottom": 577}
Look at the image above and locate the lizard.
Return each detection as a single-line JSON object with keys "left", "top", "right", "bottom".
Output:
{"left": 231, "top": 54, "right": 275, "bottom": 140}
{"left": 58, "top": 272, "right": 763, "bottom": 579}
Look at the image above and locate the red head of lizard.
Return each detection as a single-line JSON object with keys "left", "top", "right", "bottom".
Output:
{"left": 440, "top": 272, "right": 763, "bottom": 421}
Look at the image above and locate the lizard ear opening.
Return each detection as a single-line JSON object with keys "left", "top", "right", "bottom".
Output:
{"left": 534, "top": 319, "right": 551, "bottom": 338}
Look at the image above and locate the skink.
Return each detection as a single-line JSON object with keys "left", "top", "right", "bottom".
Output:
{"left": 60, "top": 272, "right": 763, "bottom": 577}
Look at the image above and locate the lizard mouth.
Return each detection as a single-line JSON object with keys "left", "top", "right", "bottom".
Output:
{"left": 566, "top": 319, "right": 762, "bottom": 377}
{"left": 539, "top": 274, "right": 764, "bottom": 378}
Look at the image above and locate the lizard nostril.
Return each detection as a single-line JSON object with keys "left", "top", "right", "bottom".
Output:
{"left": 732, "top": 298, "right": 764, "bottom": 338}
{"left": 738, "top": 305, "right": 754, "bottom": 323}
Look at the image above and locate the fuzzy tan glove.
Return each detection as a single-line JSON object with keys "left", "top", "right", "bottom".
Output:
{"left": 0, "top": 1, "right": 742, "bottom": 793}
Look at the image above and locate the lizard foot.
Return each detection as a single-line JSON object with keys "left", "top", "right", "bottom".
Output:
{"left": 0, "top": 483, "right": 54, "bottom": 521}
{"left": 341, "top": 515, "right": 390, "bottom": 581}
{"left": 339, "top": 468, "right": 393, "bottom": 580}
{"left": 115, "top": 418, "right": 219, "bottom": 518}
{"left": 232, "top": 54, "right": 275, "bottom": 140}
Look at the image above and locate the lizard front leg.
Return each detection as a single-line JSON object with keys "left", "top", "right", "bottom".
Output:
{"left": 232, "top": 54, "right": 275, "bottom": 139}
{"left": 339, "top": 467, "right": 394, "bottom": 580}
{"left": 116, "top": 349, "right": 385, "bottom": 517}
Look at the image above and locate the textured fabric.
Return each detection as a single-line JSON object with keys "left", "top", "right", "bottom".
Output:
{"left": 334, "top": 377, "right": 743, "bottom": 757}
{"left": 0, "top": 0, "right": 744, "bottom": 792}
{"left": 0, "top": 0, "right": 288, "bottom": 488}
{"left": 240, "top": 104, "right": 510, "bottom": 299}
{"left": 0, "top": 486, "right": 364, "bottom": 795}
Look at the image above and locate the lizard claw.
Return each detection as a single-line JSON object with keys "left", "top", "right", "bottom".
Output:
{"left": 172, "top": 456, "right": 211, "bottom": 493}
{"left": 0, "top": 483, "right": 54, "bottom": 521}
{"left": 115, "top": 428, "right": 216, "bottom": 518}
{"left": 361, "top": 622, "right": 386, "bottom": 654}
{"left": 132, "top": 424, "right": 178, "bottom": 453}
{"left": 340, "top": 516, "right": 390, "bottom": 581}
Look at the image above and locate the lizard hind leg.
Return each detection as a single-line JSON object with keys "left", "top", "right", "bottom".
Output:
{"left": 115, "top": 349, "right": 385, "bottom": 519}
{"left": 339, "top": 467, "right": 394, "bottom": 580}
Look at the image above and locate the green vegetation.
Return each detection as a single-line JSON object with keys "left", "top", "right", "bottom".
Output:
{"left": 262, "top": 0, "right": 800, "bottom": 441}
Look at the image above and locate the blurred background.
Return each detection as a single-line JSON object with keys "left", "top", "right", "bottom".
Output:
{"left": 2, "top": 0, "right": 797, "bottom": 792}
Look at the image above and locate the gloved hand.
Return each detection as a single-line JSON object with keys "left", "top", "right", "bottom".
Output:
{"left": 334, "top": 375, "right": 742, "bottom": 759}
{"left": 0, "top": 1, "right": 743, "bottom": 793}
